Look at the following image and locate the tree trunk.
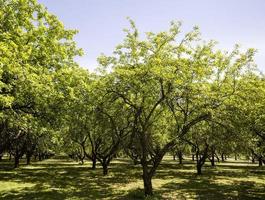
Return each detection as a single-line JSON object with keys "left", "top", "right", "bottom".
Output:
{"left": 138, "top": 130, "right": 174, "bottom": 197}
{"left": 196, "top": 145, "right": 208, "bottom": 175}
{"left": 251, "top": 153, "right": 255, "bottom": 163}
{"left": 209, "top": 147, "right": 215, "bottom": 166}
{"left": 192, "top": 154, "right": 195, "bottom": 161}
{"left": 14, "top": 155, "right": 20, "bottom": 168}
{"left": 143, "top": 175, "right": 153, "bottom": 196}
{"left": 251, "top": 156, "right": 255, "bottom": 163}
{"left": 26, "top": 153, "right": 31, "bottom": 165}
{"left": 258, "top": 157, "right": 263, "bottom": 166}
{"left": 221, "top": 153, "right": 225, "bottom": 162}
{"left": 142, "top": 163, "right": 153, "bottom": 196}
{"left": 178, "top": 151, "right": 183, "bottom": 165}
{"left": 216, "top": 154, "right": 220, "bottom": 162}
{"left": 101, "top": 158, "right": 109, "bottom": 175}
{"left": 196, "top": 153, "right": 199, "bottom": 162}
{"left": 173, "top": 154, "right": 176, "bottom": 160}
{"left": 92, "top": 157, "right": 96, "bottom": 169}
{"left": 103, "top": 165, "right": 108, "bottom": 175}
{"left": 210, "top": 159, "right": 215, "bottom": 166}
{"left": 210, "top": 152, "right": 215, "bottom": 166}
{"left": 38, "top": 153, "right": 42, "bottom": 161}
{"left": 196, "top": 155, "right": 206, "bottom": 175}
{"left": 197, "top": 164, "right": 202, "bottom": 175}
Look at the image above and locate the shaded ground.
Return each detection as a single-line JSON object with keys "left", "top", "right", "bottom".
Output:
{"left": 0, "top": 156, "right": 264, "bottom": 199}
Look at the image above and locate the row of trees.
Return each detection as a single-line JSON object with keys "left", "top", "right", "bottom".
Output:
{"left": 62, "top": 20, "right": 265, "bottom": 196}
{"left": 0, "top": 0, "right": 81, "bottom": 167}
{"left": 0, "top": 0, "right": 264, "bottom": 197}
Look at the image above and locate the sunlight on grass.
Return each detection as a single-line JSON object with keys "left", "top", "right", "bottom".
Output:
{"left": 214, "top": 175, "right": 265, "bottom": 185}
{"left": 21, "top": 165, "right": 47, "bottom": 170}
{"left": 0, "top": 157, "right": 265, "bottom": 199}
{"left": 0, "top": 181, "right": 35, "bottom": 192}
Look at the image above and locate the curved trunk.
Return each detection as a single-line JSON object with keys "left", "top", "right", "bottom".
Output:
{"left": 221, "top": 153, "right": 225, "bottom": 162}
{"left": 209, "top": 153, "right": 215, "bottom": 166}
{"left": 209, "top": 147, "right": 215, "bottom": 166}
{"left": 215, "top": 154, "right": 220, "bottom": 162}
{"left": 196, "top": 145, "right": 208, "bottom": 175}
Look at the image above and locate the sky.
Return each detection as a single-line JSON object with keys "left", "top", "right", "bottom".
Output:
{"left": 38, "top": 0, "right": 265, "bottom": 72}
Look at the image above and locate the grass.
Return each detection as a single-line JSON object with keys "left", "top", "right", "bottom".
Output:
{"left": 0, "top": 156, "right": 264, "bottom": 199}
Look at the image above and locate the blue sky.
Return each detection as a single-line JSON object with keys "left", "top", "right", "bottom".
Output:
{"left": 38, "top": 0, "right": 265, "bottom": 72}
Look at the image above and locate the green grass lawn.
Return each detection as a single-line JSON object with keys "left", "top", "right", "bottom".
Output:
{"left": 0, "top": 156, "right": 264, "bottom": 199}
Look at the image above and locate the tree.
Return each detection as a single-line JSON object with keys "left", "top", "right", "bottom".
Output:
{"left": 0, "top": 0, "right": 82, "bottom": 167}
{"left": 171, "top": 140, "right": 188, "bottom": 165}
{"left": 97, "top": 19, "right": 256, "bottom": 196}
{"left": 230, "top": 74, "right": 265, "bottom": 165}
{"left": 79, "top": 73, "right": 132, "bottom": 175}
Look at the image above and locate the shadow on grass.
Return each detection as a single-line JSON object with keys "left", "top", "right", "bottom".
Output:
{"left": 0, "top": 157, "right": 143, "bottom": 200}
{"left": 153, "top": 160, "right": 265, "bottom": 199}
{"left": 122, "top": 159, "right": 265, "bottom": 199}
{"left": 0, "top": 157, "right": 264, "bottom": 199}
{"left": 158, "top": 178, "right": 265, "bottom": 199}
